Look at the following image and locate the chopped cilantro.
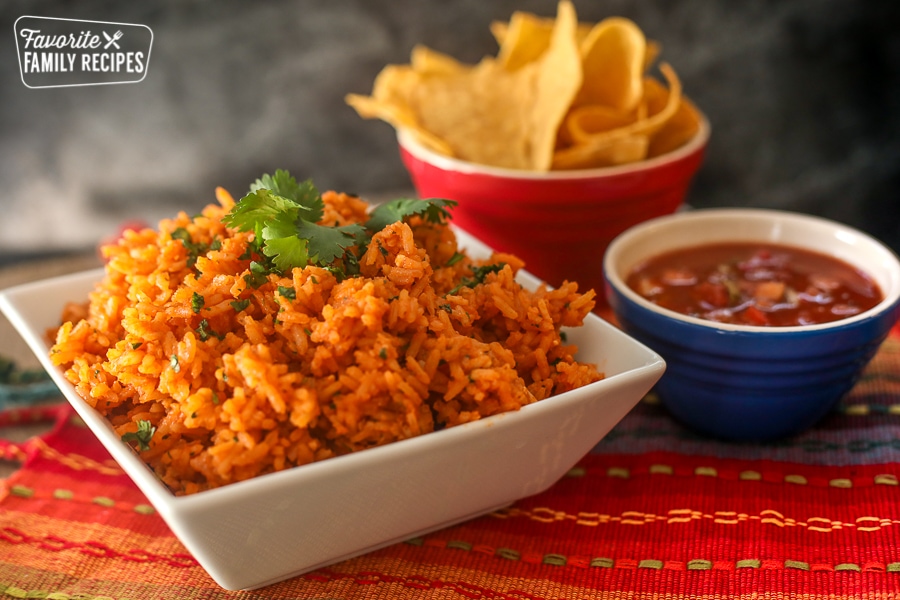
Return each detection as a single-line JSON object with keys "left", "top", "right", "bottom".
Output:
{"left": 243, "top": 261, "right": 269, "bottom": 288}
{"left": 131, "top": 342, "right": 142, "bottom": 350}
{"left": 379, "top": 347, "right": 388, "bottom": 359}
{"left": 277, "top": 285, "right": 296, "bottom": 300}
{"left": 171, "top": 227, "right": 209, "bottom": 268}
{"left": 191, "top": 292, "right": 205, "bottom": 314}
{"left": 344, "top": 252, "right": 361, "bottom": 277}
{"left": 196, "top": 319, "right": 223, "bottom": 341}
{"left": 446, "top": 252, "right": 465, "bottom": 266}
{"left": 471, "top": 263, "right": 506, "bottom": 280}
{"left": 170, "top": 227, "right": 191, "bottom": 244}
{"left": 448, "top": 263, "right": 507, "bottom": 295}
{"left": 231, "top": 298, "right": 250, "bottom": 312}
{"left": 121, "top": 420, "right": 155, "bottom": 452}
{"left": 170, "top": 355, "right": 180, "bottom": 373}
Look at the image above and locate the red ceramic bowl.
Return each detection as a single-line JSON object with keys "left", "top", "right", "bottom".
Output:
{"left": 398, "top": 117, "right": 710, "bottom": 300}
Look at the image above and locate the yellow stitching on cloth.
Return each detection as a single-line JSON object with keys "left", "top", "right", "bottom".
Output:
{"left": 0, "top": 584, "right": 126, "bottom": 599}
{"left": 5, "top": 484, "right": 156, "bottom": 515}
{"left": 31, "top": 438, "right": 123, "bottom": 476}
{"left": 588, "top": 462, "right": 899, "bottom": 489}
{"left": 493, "top": 505, "right": 900, "bottom": 533}
{"left": 404, "top": 539, "right": 900, "bottom": 574}
{"left": 784, "top": 474, "right": 808, "bottom": 485}
{"left": 9, "top": 485, "right": 33, "bottom": 498}
{"left": 712, "top": 511, "right": 741, "bottom": 525}
{"left": 0, "top": 584, "right": 102, "bottom": 599}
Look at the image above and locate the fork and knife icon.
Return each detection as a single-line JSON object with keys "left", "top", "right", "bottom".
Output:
{"left": 102, "top": 30, "right": 123, "bottom": 49}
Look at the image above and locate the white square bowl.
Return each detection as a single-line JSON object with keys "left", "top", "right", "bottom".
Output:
{"left": 0, "top": 230, "right": 664, "bottom": 590}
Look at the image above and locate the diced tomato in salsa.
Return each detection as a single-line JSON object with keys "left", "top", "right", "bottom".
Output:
{"left": 694, "top": 281, "right": 729, "bottom": 308}
{"left": 626, "top": 243, "right": 883, "bottom": 326}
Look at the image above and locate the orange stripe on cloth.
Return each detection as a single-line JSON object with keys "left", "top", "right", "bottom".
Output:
{"left": 0, "top": 512, "right": 191, "bottom": 573}
{"left": 0, "top": 559, "right": 597, "bottom": 600}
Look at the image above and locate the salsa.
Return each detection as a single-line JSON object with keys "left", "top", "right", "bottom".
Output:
{"left": 626, "top": 242, "right": 883, "bottom": 326}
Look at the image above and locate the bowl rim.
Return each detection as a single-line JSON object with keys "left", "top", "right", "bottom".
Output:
{"left": 397, "top": 113, "right": 711, "bottom": 180}
{"left": 603, "top": 207, "right": 900, "bottom": 333}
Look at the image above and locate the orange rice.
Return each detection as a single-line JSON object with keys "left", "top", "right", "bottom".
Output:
{"left": 50, "top": 187, "right": 602, "bottom": 495}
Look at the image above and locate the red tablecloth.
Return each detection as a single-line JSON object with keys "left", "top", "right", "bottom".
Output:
{"left": 3, "top": 332, "right": 900, "bottom": 599}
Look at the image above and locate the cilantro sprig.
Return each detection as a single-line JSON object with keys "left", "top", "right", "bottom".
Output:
{"left": 224, "top": 173, "right": 362, "bottom": 272}
{"left": 365, "top": 197, "right": 456, "bottom": 233}
{"left": 222, "top": 169, "right": 457, "bottom": 276}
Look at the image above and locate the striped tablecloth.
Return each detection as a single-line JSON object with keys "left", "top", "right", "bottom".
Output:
{"left": 2, "top": 254, "right": 900, "bottom": 598}
{"left": 2, "top": 332, "right": 900, "bottom": 599}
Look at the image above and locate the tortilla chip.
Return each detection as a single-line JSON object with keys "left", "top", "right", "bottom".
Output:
{"left": 411, "top": 45, "right": 467, "bottom": 75}
{"left": 495, "top": 10, "right": 593, "bottom": 71}
{"left": 552, "top": 134, "right": 649, "bottom": 170}
{"left": 407, "top": 59, "right": 535, "bottom": 169}
{"left": 552, "top": 62, "right": 683, "bottom": 168}
{"left": 576, "top": 17, "right": 646, "bottom": 113}
{"left": 528, "top": 0, "right": 583, "bottom": 170}
{"left": 347, "top": 2, "right": 701, "bottom": 171}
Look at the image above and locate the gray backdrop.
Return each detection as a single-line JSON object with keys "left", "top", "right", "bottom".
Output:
{"left": 2, "top": 0, "right": 898, "bottom": 263}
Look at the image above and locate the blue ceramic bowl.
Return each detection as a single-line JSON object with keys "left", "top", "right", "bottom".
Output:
{"left": 603, "top": 208, "right": 900, "bottom": 440}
